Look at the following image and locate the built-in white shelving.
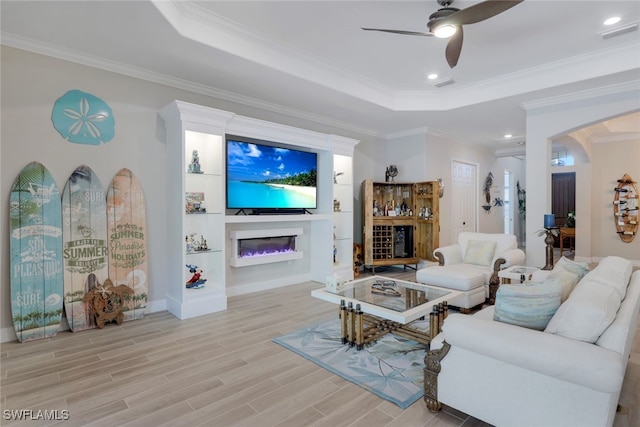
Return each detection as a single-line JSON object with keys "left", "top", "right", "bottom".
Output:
{"left": 160, "top": 100, "right": 358, "bottom": 320}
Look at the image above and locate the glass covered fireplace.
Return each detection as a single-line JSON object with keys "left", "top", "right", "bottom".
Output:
{"left": 238, "top": 235, "right": 296, "bottom": 258}
{"left": 229, "top": 228, "right": 304, "bottom": 267}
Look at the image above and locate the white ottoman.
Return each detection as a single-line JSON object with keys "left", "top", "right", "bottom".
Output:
{"left": 416, "top": 265, "right": 486, "bottom": 311}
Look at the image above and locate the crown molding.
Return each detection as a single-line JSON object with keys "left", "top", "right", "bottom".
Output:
{"left": 520, "top": 80, "right": 640, "bottom": 111}
{"left": 1, "top": 32, "right": 383, "bottom": 139}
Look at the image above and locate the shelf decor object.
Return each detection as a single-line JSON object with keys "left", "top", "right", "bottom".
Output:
{"left": 613, "top": 173, "right": 638, "bottom": 243}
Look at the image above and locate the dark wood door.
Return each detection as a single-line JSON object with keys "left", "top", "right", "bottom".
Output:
{"left": 552, "top": 172, "right": 576, "bottom": 248}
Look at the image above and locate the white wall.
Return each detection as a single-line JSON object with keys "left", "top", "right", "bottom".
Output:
{"left": 591, "top": 139, "right": 640, "bottom": 259}
{"left": 0, "top": 46, "right": 379, "bottom": 341}
{"left": 524, "top": 83, "right": 640, "bottom": 268}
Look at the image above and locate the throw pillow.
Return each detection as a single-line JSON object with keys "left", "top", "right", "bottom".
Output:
{"left": 547, "top": 268, "right": 580, "bottom": 302}
{"left": 462, "top": 240, "right": 497, "bottom": 267}
{"left": 545, "top": 277, "right": 622, "bottom": 343}
{"left": 493, "top": 281, "right": 562, "bottom": 331}
{"left": 553, "top": 256, "right": 590, "bottom": 280}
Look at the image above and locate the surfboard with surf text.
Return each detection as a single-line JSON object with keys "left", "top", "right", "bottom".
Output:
{"left": 106, "top": 168, "right": 148, "bottom": 321}
{"left": 10, "top": 161, "right": 64, "bottom": 342}
{"left": 62, "top": 164, "right": 108, "bottom": 332}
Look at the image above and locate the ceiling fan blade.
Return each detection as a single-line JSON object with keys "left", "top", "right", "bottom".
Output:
{"left": 441, "top": 0, "right": 523, "bottom": 26}
{"left": 361, "top": 28, "right": 434, "bottom": 36}
{"left": 445, "top": 27, "right": 463, "bottom": 68}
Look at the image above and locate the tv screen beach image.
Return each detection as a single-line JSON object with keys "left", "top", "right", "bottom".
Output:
{"left": 226, "top": 140, "right": 317, "bottom": 209}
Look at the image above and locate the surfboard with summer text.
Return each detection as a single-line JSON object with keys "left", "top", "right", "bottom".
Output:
{"left": 106, "top": 168, "right": 148, "bottom": 321}
{"left": 10, "top": 162, "right": 64, "bottom": 342}
{"left": 62, "top": 165, "right": 108, "bottom": 332}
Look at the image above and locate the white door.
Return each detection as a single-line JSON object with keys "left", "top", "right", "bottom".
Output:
{"left": 451, "top": 160, "right": 477, "bottom": 243}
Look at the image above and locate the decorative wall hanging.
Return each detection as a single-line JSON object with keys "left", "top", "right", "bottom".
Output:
{"left": 51, "top": 90, "right": 115, "bottom": 145}
{"left": 10, "top": 162, "right": 64, "bottom": 342}
{"left": 62, "top": 165, "right": 108, "bottom": 332}
{"left": 516, "top": 180, "right": 526, "bottom": 219}
{"left": 482, "top": 172, "right": 494, "bottom": 212}
{"left": 613, "top": 173, "right": 638, "bottom": 242}
{"left": 106, "top": 168, "right": 148, "bottom": 321}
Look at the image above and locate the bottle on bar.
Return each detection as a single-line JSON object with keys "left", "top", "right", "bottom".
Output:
{"left": 443, "top": 301, "right": 448, "bottom": 319}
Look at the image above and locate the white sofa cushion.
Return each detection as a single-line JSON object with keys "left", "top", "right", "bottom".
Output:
{"left": 545, "top": 276, "right": 622, "bottom": 343}
{"left": 597, "top": 271, "right": 640, "bottom": 354}
{"left": 462, "top": 239, "right": 496, "bottom": 267}
{"left": 580, "top": 256, "right": 631, "bottom": 299}
{"left": 416, "top": 264, "right": 485, "bottom": 291}
{"left": 493, "top": 281, "right": 562, "bottom": 330}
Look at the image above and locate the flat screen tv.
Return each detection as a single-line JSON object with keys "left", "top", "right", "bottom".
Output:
{"left": 226, "top": 136, "right": 317, "bottom": 212}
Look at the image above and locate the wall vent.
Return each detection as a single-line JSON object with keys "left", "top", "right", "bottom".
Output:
{"left": 431, "top": 77, "right": 455, "bottom": 88}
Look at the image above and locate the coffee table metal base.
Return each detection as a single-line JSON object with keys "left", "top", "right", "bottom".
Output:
{"left": 339, "top": 300, "right": 447, "bottom": 350}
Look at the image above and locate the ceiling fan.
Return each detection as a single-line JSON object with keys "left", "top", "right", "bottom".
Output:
{"left": 362, "top": 0, "right": 523, "bottom": 68}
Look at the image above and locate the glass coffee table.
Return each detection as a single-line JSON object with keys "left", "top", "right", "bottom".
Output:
{"left": 311, "top": 276, "right": 461, "bottom": 350}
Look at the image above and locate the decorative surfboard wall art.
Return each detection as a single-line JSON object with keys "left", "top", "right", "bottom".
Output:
{"left": 613, "top": 173, "right": 638, "bottom": 243}
{"left": 10, "top": 162, "right": 64, "bottom": 342}
{"left": 62, "top": 165, "right": 109, "bottom": 332}
{"left": 51, "top": 89, "right": 115, "bottom": 145}
{"left": 106, "top": 168, "right": 149, "bottom": 321}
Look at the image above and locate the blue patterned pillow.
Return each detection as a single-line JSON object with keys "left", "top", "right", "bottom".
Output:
{"left": 493, "top": 281, "right": 562, "bottom": 331}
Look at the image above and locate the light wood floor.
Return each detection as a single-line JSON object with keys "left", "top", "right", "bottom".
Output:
{"left": 1, "top": 266, "right": 639, "bottom": 427}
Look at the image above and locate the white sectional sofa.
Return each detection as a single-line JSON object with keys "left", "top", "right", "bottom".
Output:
{"left": 424, "top": 256, "right": 640, "bottom": 427}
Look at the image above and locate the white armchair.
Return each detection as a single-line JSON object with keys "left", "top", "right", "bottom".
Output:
{"left": 416, "top": 232, "right": 525, "bottom": 312}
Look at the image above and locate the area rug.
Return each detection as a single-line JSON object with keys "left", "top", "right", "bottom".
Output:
{"left": 273, "top": 318, "right": 429, "bottom": 409}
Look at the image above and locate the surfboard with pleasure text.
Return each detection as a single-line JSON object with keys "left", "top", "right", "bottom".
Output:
{"left": 10, "top": 161, "right": 64, "bottom": 342}
{"left": 106, "top": 168, "right": 148, "bottom": 321}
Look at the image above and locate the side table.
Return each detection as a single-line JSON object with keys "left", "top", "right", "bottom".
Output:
{"left": 498, "top": 266, "right": 540, "bottom": 285}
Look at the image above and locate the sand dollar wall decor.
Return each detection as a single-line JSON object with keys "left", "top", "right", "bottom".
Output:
{"left": 51, "top": 90, "right": 115, "bottom": 145}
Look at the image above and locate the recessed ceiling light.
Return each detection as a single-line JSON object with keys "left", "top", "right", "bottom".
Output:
{"left": 504, "top": 134, "right": 513, "bottom": 138}
{"left": 428, "top": 73, "right": 438, "bottom": 80}
{"left": 604, "top": 16, "right": 621, "bottom": 26}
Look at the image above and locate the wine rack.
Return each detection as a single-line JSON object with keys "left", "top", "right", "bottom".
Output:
{"left": 372, "top": 225, "right": 392, "bottom": 259}
{"left": 613, "top": 173, "right": 638, "bottom": 243}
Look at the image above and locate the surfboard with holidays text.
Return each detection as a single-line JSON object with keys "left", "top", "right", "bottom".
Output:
{"left": 106, "top": 168, "right": 149, "bottom": 321}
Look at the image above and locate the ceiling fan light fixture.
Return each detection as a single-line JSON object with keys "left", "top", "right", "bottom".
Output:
{"left": 433, "top": 24, "right": 457, "bottom": 38}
